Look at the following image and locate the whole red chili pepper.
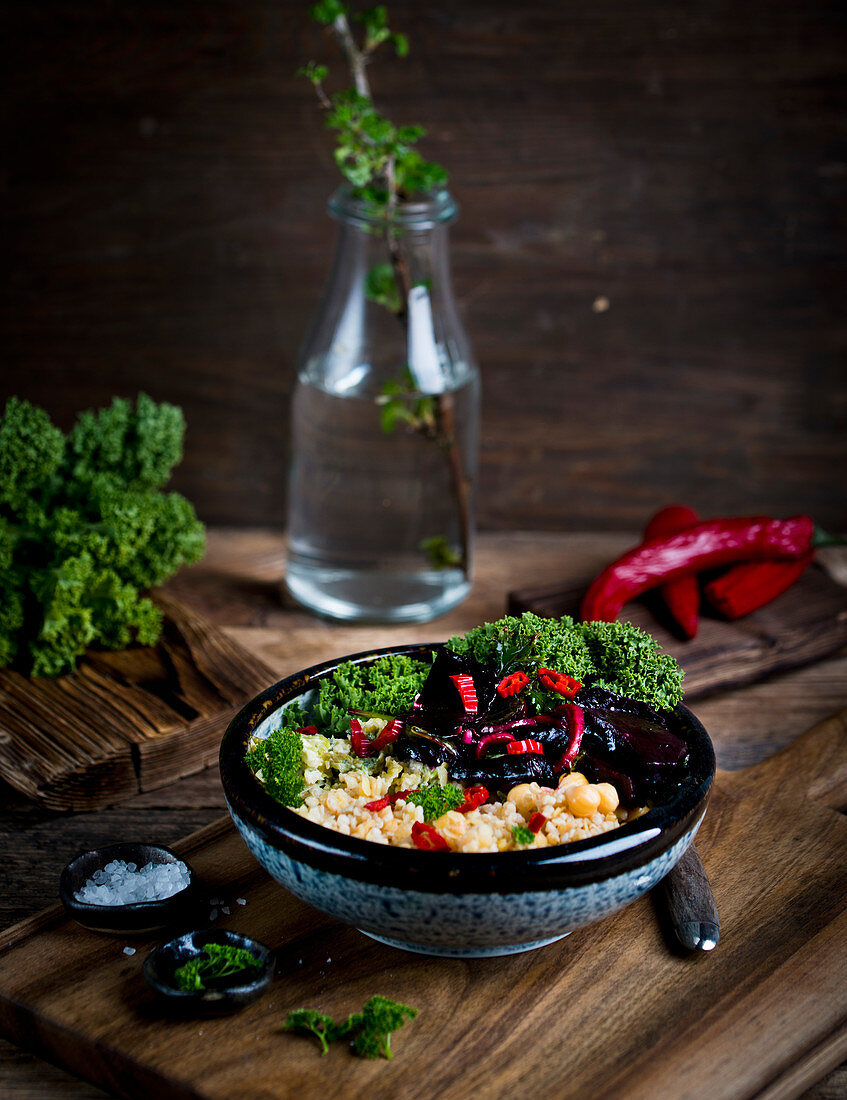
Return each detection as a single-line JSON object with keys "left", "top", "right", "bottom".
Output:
{"left": 704, "top": 552, "right": 814, "bottom": 619}
{"left": 496, "top": 671, "right": 529, "bottom": 698}
{"left": 580, "top": 515, "right": 820, "bottom": 623}
{"left": 411, "top": 821, "right": 450, "bottom": 851}
{"left": 644, "top": 505, "right": 700, "bottom": 639}
{"left": 537, "top": 668, "right": 582, "bottom": 698}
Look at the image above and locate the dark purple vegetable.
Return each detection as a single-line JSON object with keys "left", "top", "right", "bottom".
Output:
{"left": 376, "top": 655, "right": 689, "bottom": 807}
{"left": 453, "top": 752, "right": 556, "bottom": 789}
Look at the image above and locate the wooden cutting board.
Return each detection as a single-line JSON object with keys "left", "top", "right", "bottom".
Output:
{"left": 0, "top": 593, "right": 277, "bottom": 810}
{"left": 0, "top": 708, "right": 845, "bottom": 1100}
{"left": 509, "top": 562, "right": 847, "bottom": 700}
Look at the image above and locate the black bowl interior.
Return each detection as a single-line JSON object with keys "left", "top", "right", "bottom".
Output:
{"left": 143, "top": 929, "right": 274, "bottom": 1015}
{"left": 220, "top": 643, "right": 716, "bottom": 894}
{"left": 59, "top": 843, "right": 197, "bottom": 934}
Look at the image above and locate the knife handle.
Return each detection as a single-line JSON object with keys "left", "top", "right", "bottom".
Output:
{"left": 660, "top": 843, "right": 720, "bottom": 952}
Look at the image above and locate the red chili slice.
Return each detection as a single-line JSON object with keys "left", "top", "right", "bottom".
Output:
{"left": 496, "top": 671, "right": 529, "bottom": 698}
{"left": 411, "top": 821, "right": 450, "bottom": 851}
{"left": 368, "top": 718, "right": 404, "bottom": 754}
{"left": 296, "top": 725, "right": 319, "bottom": 736}
{"left": 506, "top": 739, "right": 545, "bottom": 755}
{"left": 553, "top": 704, "right": 585, "bottom": 772}
{"left": 364, "top": 789, "right": 413, "bottom": 812}
{"left": 528, "top": 812, "right": 548, "bottom": 834}
{"left": 349, "top": 718, "right": 371, "bottom": 758}
{"left": 457, "top": 785, "right": 490, "bottom": 813}
{"left": 450, "top": 673, "right": 479, "bottom": 714}
{"left": 538, "top": 669, "right": 582, "bottom": 698}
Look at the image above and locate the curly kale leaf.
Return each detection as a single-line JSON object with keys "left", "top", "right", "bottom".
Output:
{"left": 0, "top": 397, "right": 65, "bottom": 515}
{"left": 64, "top": 393, "right": 185, "bottom": 493}
{"left": 0, "top": 395, "right": 205, "bottom": 677}
{"left": 450, "top": 612, "right": 596, "bottom": 682}
{"left": 578, "top": 620, "right": 684, "bottom": 711}
{"left": 449, "top": 613, "right": 683, "bottom": 711}
{"left": 312, "top": 655, "right": 432, "bottom": 735}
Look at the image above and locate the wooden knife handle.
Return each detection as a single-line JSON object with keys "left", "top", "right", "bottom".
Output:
{"left": 659, "top": 843, "right": 720, "bottom": 952}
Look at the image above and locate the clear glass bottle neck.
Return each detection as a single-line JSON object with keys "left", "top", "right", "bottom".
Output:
{"left": 297, "top": 186, "right": 473, "bottom": 398}
{"left": 327, "top": 187, "right": 458, "bottom": 231}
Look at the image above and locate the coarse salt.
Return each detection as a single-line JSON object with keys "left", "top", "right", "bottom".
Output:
{"left": 74, "top": 859, "right": 190, "bottom": 906}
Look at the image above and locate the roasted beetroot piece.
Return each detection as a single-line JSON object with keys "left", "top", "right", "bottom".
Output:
{"left": 579, "top": 692, "right": 689, "bottom": 804}
{"left": 455, "top": 752, "right": 556, "bottom": 790}
{"left": 416, "top": 650, "right": 498, "bottom": 727}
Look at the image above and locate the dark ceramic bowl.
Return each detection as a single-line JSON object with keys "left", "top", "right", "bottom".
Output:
{"left": 143, "top": 929, "right": 274, "bottom": 1015}
{"left": 59, "top": 843, "right": 197, "bottom": 935}
{"left": 220, "top": 644, "right": 715, "bottom": 957}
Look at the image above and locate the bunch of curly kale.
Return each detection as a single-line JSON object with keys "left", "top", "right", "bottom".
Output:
{"left": 0, "top": 394, "right": 205, "bottom": 677}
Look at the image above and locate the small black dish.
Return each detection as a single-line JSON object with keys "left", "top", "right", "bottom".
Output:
{"left": 143, "top": 929, "right": 274, "bottom": 1015}
{"left": 59, "top": 843, "right": 197, "bottom": 935}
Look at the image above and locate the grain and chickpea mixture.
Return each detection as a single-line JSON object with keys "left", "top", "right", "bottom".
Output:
{"left": 245, "top": 615, "right": 689, "bottom": 854}
{"left": 288, "top": 720, "right": 631, "bottom": 853}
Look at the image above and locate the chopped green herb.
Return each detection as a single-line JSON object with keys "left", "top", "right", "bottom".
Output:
{"left": 511, "top": 824, "right": 535, "bottom": 846}
{"left": 284, "top": 995, "right": 418, "bottom": 1059}
{"left": 283, "top": 1008, "right": 337, "bottom": 1055}
{"left": 349, "top": 995, "right": 418, "bottom": 1059}
{"left": 245, "top": 724, "right": 306, "bottom": 807}
{"left": 407, "top": 782, "right": 463, "bottom": 821}
{"left": 174, "top": 943, "right": 262, "bottom": 992}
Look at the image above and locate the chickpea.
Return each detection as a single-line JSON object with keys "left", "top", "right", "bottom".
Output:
{"left": 558, "top": 770, "right": 588, "bottom": 790}
{"left": 595, "top": 782, "right": 619, "bottom": 814}
{"left": 566, "top": 783, "right": 602, "bottom": 818}
{"left": 506, "top": 783, "right": 538, "bottom": 818}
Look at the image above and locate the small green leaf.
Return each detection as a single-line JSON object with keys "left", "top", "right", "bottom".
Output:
{"left": 511, "top": 824, "right": 536, "bottom": 846}
{"left": 392, "top": 32, "right": 409, "bottom": 58}
{"left": 419, "top": 535, "right": 461, "bottom": 569}
{"left": 296, "top": 61, "right": 328, "bottom": 85}
{"left": 309, "top": 0, "right": 347, "bottom": 26}
{"left": 355, "top": 5, "right": 388, "bottom": 31}
{"left": 365, "top": 263, "right": 402, "bottom": 313}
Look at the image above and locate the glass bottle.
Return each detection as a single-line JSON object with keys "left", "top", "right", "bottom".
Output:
{"left": 285, "top": 187, "right": 480, "bottom": 622}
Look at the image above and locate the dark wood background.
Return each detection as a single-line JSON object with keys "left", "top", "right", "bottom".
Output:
{"left": 2, "top": 0, "right": 845, "bottom": 531}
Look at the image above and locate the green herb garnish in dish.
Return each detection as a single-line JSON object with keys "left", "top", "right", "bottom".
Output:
{"left": 511, "top": 824, "right": 536, "bottom": 846}
{"left": 407, "top": 782, "right": 463, "bottom": 821}
{"left": 174, "top": 943, "right": 262, "bottom": 992}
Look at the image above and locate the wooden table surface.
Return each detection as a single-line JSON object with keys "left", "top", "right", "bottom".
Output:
{"left": 2, "top": 529, "right": 846, "bottom": 1100}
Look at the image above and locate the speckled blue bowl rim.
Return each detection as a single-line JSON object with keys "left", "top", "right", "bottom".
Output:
{"left": 220, "top": 644, "right": 715, "bottom": 895}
